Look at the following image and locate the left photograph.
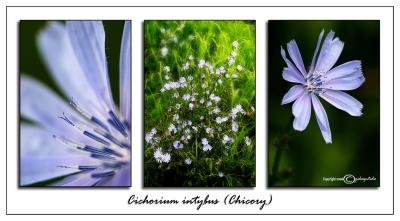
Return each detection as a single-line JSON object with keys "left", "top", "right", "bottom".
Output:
{"left": 19, "top": 20, "right": 132, "bottom": 187}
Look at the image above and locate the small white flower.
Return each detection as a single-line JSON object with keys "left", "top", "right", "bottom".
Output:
{"left": 173, "top": 113, "right": 179, "bottom": 121}
{"left": 176, "top": 103, "right": 181, "bottom": 109}
{"left": 213, "top": 107, "right": 221, "bottom": 114}
{"left": 160, "top": 28, "right": 166, "bottom": 33}
{"left": 245, "top": 136, "right": 251, "bottom": 146}
{"left": 198, "top": 59, "right": 206, "bottom": 68}
{"left": 154, "top": 147, "right": 163, "bottom": 163}
{"left": 231, "top": 51, "right": 237, "bottom": 57}
{"left": 199, "top": 98, "right": 205, "bottom": 104}
{"left": 173, "top": 92, "right": 179, "bottom": 98}
{"left": 205, "top": 127, "right": 213, "bottom": 134}
{"left": 169, "top": 36, "right": 178, "bottom": 43}
{"left": 189, "top": 103, "right": 194, "bottom": 110}
{"left": 218, "top": 171, "right": 224, "bottom": 177}
{"left": 161, "top": 47, "right": 168, "bottom": 57}
{"left": 216, "top": 116, "right": 229, "bottom": 124}
{"left": 182, "top": 62, "right": 189, "bottom": 71}
{"left": 164, "top": 75, "right": 170, "bottom": 80}
{"left": 188, "top": 75, "right": 193, "bottom": 81}
{"left": 231, "top": 104, "right": 245, "bottom": 119}
{"left": 232, "top": 73, "right": 238, "bottom": 78}
{"left": 179, "top": 77, "right": 186, "bottom": 84}
{"left": 163, "top": 66, "right": 170, "bottom": 72}
{"left": 225, "top": 74, "right": 230, "bottom": 78}
{"left": 168, "top": 124, "right": 177, "bottom": 134}
{"left": 222, "top": 134, "right": 234, "bottom": 144}
{"left": 233, "top": 40, "right": 239, "bottom": 48}
{"left": 206, "top": 101, "right": 212, "bottom": 107}
{"left": 182, "top": 94, "right": 191, "bottom": 101}
{"left": 209, "top": 94, "right": 221, "bottom": 102}
{"left": 188, "top": 55, "right": 194, "bottom": 60}
{"left": 185, "top": 157, "right": 192, "bottom": 165}
{"left": 232, "top": 121, "right": 239, "bottom": 132}
{"left": 237, "top": 65, "right": 243, "bottom": 72}
{"left": 217, "top": 79, "right": 223, "bottom": 84}
{"left": 162, "top": 152, "right": 171, "bottom": 163}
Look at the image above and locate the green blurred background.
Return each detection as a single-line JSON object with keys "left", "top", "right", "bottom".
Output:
{"left": 268, "top": 20, "right": 380, "bottom": 187}
{"left": 19, "top": 20, "right": 124, "bottom": 107}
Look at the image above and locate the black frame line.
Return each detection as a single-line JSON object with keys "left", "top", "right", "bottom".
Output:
{"left": 5, "top": 5, "right": 395, "bottom": 215}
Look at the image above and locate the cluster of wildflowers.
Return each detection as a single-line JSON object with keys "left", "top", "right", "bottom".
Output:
{"left": 145, "top": 22, "right": 255, "bottom": 180}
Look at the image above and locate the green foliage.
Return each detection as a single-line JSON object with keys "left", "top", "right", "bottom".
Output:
{"left": 144, "top": 21, "right": 255, "bottom": 187}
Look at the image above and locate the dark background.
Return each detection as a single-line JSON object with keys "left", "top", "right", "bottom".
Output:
{"left": 268, "top": 20, "right": 380, "bottom": 187}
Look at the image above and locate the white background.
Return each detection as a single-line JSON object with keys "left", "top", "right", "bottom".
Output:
{"left": 2, "top": 1, "right": 397, "bottom": 218}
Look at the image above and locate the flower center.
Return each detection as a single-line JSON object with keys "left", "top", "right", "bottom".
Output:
{"left": 54, "top": 98, "right": 131, "bottom": 179}
{"left": 305, "top": 70, "right": 327, "bottom": 95}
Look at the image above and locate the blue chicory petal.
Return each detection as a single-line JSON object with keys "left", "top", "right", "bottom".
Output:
{"left": 37, "top": 21, "right": 108, "bottom": 123}
{"left": 319, "top": 90, "right": 363, "bottom": 116}
{"left": 280, "top": 47, "right": 306, "bottom": 82}
{"left": 282, "top": 67, "right": 306, "bottom": 84}
{"left": 322, "top": 75, "right": 365, "bottom": 91}
{"left": 315, "top": 31, "right": 344, "bottom": 73}
{"left": 287, "top": 40, "right": 307, "bottom": 77}
{"left": 66, "top": 21, "right": 116, "bottom": 114}
{"left": 281, "top": 85, "right": 306, "bottom": 105}
{"left": 310, "top": 94, "right": 332, "bottom": 143}
{"left": 326, "top": 60, "right": 362, "bottom": 81}
{"left": 292, "top": 92, "right": 312, "bottom": 131}
{"left": 309, "top": 30, "right": 325, "bottom": 75}
{"left": 119, "top": 21, "right": 132, "bottom": 126}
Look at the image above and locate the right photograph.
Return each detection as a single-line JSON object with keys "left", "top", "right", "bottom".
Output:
{"left": 268, "top": 20, "right": 380, "bottom": 187}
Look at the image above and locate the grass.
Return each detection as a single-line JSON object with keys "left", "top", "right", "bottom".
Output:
{"left": 144, "top": 21, "right": 255, "bottom": 187}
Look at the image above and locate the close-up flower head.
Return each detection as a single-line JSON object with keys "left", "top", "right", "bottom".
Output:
{"left": 20, "top": 20, "right": 131, "bottom": 187}
{"left": 280, "top": 29, "right": 365, "bottom": 143}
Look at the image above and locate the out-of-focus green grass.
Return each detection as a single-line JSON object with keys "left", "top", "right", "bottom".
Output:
{"left": 144, "top": 21, "right": 255, "bottom": 187}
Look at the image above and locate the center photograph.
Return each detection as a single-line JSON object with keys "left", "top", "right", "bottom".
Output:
{"left": 144, "top": 20, "right": 256, "bottom": 187}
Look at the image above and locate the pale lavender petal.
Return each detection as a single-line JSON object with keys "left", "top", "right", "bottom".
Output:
{"left": 94, "top": 166, "right": 131, "bottom": 186}
{"left": 21, "top": 156, "right": 81, "bottom": 186}
{"left": 292, "top": 92, "right": 311, "bottom": 131}
{"left": 21, "top": 124, "right": 78, "bottom": 156}
{"left": 20, "top": 124, "right": 99, "bottom": 185}
{"left": 321, "top": 74, "right": 365, "bottom": 91}
{"left": 287, "top": 40, "right": 307, "bottom": 77}
{"left": 20, "top": 76, "right": 102, "bottom": 147}
{"left": 54, "top": 173, "right": 101, "bottom": 186}
{"left": 66, "top": 21, "right": 116, "bottom": 113}
{"left": 119, "top": 21, "right": 131, "bottom": 125}
{"left": 280, "top": 47, "right": 306, "bottom": 82}
{"left": 281, "top": 85, "right": 305, "bottom": 105}
{"left": 37, "top": 22, "right": 107, "bottom": 122}
{"left": 309, "top": 30, "right": 325, "bottom": 74}
{"left": 315, "top": 31, "right": 344, "bottom": 73}
{"left": 282, "top": 67, "right": 306, "bottom": 84}
{"left": 21, "top": 76, "right": 80, "bottom": 134}
{"left": 319, "top": 90, "right": 363, "bottom": 116}
{"left": 326, "top": 60, "right": 362, "bottom": 81}
{"left": 310, "top": 94, "right": 332, "bottom": 143}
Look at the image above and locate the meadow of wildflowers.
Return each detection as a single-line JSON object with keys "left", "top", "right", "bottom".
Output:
{"left": 144, "top": 21, "right": 256, "bottom": 187}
